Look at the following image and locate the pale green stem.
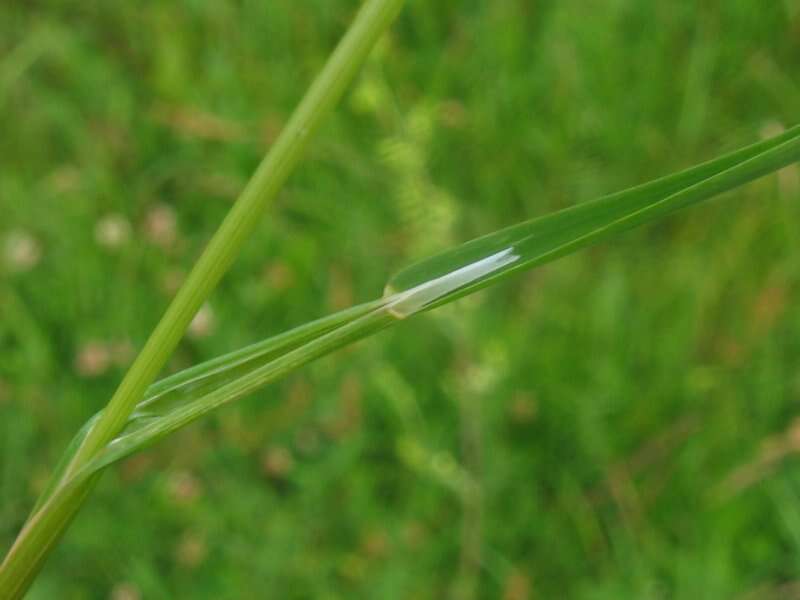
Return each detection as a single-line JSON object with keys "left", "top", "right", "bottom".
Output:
{"left": 0, "top": 1, "right": 405, "bottom": 597}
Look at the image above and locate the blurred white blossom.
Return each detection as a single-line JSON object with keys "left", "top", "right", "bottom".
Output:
{"left": 166, "top": 470, "right": 203, "bottom": 505}
{"left": 95, "top": 213, "right": 132, "bottom": 249}
{"left": 188, "top": 303, "right": 215, "bottom": 339}
{"left": 144, "top": 203, "right": 178, "bottom": 248}
{"left": 75, "top": 341, "right": 111, "bottom": 377}
{"left": 109, "top": 582, "right": 141, "bottom": 600}
{"left": 4, "top": 230, "right": 42, "bottom": 272}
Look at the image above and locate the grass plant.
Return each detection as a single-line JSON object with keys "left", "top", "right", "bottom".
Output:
{"left": 2, "top": 1, "right": 799, "bottom": 598}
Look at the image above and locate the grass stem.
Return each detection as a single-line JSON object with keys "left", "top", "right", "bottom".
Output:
{"left": 0, "top": 1, "right": 405, "bottom": 596}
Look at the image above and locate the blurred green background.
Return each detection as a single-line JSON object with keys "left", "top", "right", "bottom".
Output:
{"left": 2, "top": 1, "right": 800, "bottom": 598}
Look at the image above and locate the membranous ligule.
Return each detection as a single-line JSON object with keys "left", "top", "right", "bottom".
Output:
{"left": 384, "top": 247, "right": 520, "bottom": 319}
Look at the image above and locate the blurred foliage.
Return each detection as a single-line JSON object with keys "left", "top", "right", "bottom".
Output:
{"left": 2, "top": 0, "right": 800, "bottom": 598}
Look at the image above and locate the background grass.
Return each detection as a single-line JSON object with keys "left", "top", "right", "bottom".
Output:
{"left": 2, "top": 1, "right": 800, "bottom": 598}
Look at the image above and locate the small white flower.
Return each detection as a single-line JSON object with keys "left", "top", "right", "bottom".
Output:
{"left": 188, "top": 303, "right": 215, "bottom": 339}
{"left": 75, "top": 341, "right": 111, "bottom": 377}
{"left": 4, "top": 230, "right": 42, "bottom": 272}
{"left": 94, "top": 213, "right": 132, "bottom": 249}
{"left": 110, "top": 582, "right": 141, "bottom": 600}
{"left": 144, "top": 203, "right": 178, "bottom": 248}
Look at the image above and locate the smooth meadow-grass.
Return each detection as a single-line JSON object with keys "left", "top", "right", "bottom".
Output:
{"left": 0, "top": 0, "right": 407, "bottom": 596}
{"left": 2, "top": 1, "right": 800, "bottom": 598}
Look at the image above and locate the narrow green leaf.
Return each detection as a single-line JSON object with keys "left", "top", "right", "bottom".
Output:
{"left": 33, "top": 125, "right": 800, "bottom": 511}
{"left": 386, "top": 125, "right": 800, "bottom": 311}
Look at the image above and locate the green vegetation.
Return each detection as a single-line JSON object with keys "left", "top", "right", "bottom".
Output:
{"left": 2, "top": 1, "right": 800, "bottom": 598}
{"left": 1, "top": 0, "right": 405, "bottom": 595}
{"left": 8, "top": 121, "right": 798, "bottom": 599}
